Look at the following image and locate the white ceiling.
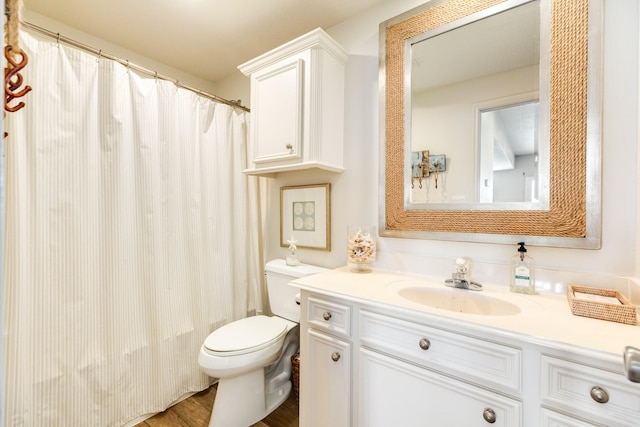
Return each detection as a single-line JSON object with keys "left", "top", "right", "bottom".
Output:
{"left": 22, "top": 0, "right": 387, "bottom": 83}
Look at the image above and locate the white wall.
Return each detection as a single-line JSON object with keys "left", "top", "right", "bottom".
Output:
{"left": 493, "top": 154, "right": 537, "bottom": 203}
{"left": 217, "top": 0, "right": 640, "bottom": 292}
{"left": 215, "top": 71, "right": 250, "bottom": 109}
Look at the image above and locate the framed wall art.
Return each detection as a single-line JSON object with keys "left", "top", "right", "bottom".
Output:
{"left": 280, "top": 183, "right": 331, "bottom": 251}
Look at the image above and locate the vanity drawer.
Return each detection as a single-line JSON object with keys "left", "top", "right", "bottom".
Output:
{"left": 541, "top": 355, "right": 640, "bottom": 426}
{"left": 359, "top": 310, "right": 522, "bottom": 394}
{"left": 307, "top": 295, "right": 351, "bottom": 338}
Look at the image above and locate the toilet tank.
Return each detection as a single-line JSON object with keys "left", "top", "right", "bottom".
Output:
{"left": 265, "top": 259, "right": 327, "bottom": 322}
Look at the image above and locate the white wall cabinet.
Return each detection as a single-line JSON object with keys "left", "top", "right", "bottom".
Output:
{"left": 299, "top": 289, "right": 640, "bottom": 427}
{"left": 238, "top": 28, "right": 347, "bottom": 177}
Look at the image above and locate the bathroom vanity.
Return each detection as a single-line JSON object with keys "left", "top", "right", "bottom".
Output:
{"left": 293, "top": 269, "right": 640, "bottom": 426}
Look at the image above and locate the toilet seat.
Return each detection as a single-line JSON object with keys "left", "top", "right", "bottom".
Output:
{"left": 203, "top": 315, "right": 289, "bottom": 357}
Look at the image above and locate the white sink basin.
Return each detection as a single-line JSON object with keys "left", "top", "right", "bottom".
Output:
{"left": 396, "top": 285, "right": 521, "bottom": 316}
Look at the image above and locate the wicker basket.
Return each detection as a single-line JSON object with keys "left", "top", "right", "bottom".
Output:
{"left": 291, "top": 352, "right": 300, "bottom": 403}
{"left": 567, "top": 285, "right": 637, "bottom": 325}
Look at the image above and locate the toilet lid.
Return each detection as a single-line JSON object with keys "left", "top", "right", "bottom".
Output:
{"left": 203, "top": 315, "right": 288, "bottom": 354}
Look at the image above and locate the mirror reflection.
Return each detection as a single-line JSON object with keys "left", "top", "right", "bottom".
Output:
{"left": 409, "top": 0, "right": 544, "bottom": 206}
{"left": 479, "top": 99, "right": 539, "bottom": 203}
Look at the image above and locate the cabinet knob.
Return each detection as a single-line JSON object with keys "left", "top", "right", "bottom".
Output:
{"left": 482, "top": 408, "right": 496, "bottom": 423}
{"left": 331, "top": 352, "right": 341, "bottom": 362}
{"left": 590, "top": 386, "right": 609, "bottom": 404}
{"left": 322, "top": 311, "right": 332, "bottom": 321}
{"left": 286, "top": 144, "right": 293, "bottom": 152}
{"left": 418, "top": 338, "right": 431, "bottom": 350}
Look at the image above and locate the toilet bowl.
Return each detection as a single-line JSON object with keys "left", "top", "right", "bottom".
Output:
{"left": 198, "top": 259, "right": 326, "bottom": 427}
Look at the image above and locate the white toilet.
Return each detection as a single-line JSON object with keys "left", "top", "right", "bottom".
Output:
{"left": 198, "top": 259, "right": 326, "bottom": 427}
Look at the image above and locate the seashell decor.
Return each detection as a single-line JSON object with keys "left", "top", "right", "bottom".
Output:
{"left": 347, "top": 226, "right": 376, "bottom": 273}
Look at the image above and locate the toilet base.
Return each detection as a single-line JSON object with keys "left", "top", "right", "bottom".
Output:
{"left": 207, "top": 327, "right": 299, "bottom": 427}
{"left": 208, "top": 369, "right": 290, "bottom": 427}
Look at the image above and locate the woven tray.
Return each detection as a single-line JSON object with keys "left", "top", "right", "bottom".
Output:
{"left": 567, "top": 285, "right": 637, "bottom": 325}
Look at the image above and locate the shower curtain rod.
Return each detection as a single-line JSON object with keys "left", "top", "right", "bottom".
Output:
{"left": 21, "top": 20, "right": 250, "bottom": 112}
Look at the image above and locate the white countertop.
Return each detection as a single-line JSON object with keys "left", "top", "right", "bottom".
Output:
{"left": 292, "top": 266, "right": 640, "bottom": 361}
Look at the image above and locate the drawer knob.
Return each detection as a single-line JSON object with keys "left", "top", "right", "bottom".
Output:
{"left": 590, "top": 386, "right": 609, "bottom": 404}
{"left": 418, "top": 338, "right": 431, "bottom": 350}
{"left": 482, "top": 408, "right": 496, "bottom": 423}
{"left": 331, "top": 352, "right": 341, "bottom": 362}
{"left": 322, "top": 311, "right": 332, "bottom": 321}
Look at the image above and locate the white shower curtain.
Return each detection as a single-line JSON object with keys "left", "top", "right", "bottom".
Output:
{"left": 3, "top": 31, "right": 263, "bottom": 426}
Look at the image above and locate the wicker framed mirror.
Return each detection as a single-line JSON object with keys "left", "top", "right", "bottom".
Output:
{"left": 379, "top": 0, "right": 602, "bottom": 248}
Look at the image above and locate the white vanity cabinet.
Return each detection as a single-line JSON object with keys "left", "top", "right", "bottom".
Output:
{"left": 300, "top": 291, "right": 523, "bottom": 427}
{"left": 299, "top": 290, "right": 640, "bottom": 426}
{"left": 238, "top": 28, "right": 347, "bottom": 177}
{"left": 295, "top": 270, "right": 640, "bottom": 427}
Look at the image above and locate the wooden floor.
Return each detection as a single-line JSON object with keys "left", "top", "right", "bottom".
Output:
{"left": 134, "top": 384, "right": 299, "bottom": 427}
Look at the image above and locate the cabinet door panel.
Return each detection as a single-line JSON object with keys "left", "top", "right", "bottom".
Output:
{"left": 358, "top": 348, "right": 521, "bottom": 427}
{"left": 306, "top": 329, "right": 351, "bottom": 427}
{"left": 540, "top": 408, "right": 599, "bottom": 426}
{"left": 253, "top": 58, "right": 303, "bottom": 163}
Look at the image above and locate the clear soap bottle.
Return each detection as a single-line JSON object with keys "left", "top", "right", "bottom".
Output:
{"left": 510, "top": 242, "right": 536, "bottom": 294}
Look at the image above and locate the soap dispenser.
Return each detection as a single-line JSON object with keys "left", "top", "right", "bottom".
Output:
{"left": 510, "top": 242, "right": 536, "bottom": 294}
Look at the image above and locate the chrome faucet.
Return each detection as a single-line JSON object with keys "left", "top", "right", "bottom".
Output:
{"left": 445, "top": 258, "right": 483, "bottom": 291}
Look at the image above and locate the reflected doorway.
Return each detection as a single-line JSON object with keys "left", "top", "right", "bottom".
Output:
{"left": 478, "top": 100, "right": 539, "bottom": 203}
